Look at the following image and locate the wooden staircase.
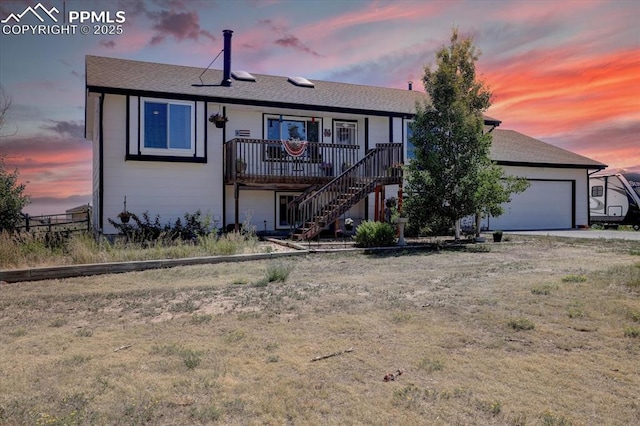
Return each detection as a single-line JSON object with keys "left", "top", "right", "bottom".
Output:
{"left": 290, "top": 143, "right": 403, "bottom": 240}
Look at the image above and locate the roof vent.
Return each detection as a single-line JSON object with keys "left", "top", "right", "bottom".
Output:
{"left": 287, "top": 76, "right": 314, "bottom": 88}
{"left": 232, "top": 70, "right": 256, "bottom": 82}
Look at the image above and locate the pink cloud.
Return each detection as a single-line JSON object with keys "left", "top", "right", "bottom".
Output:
{"left": 2, "top": 135, "right": 92, "bottom": 202}
{"left": 483, "top": 48, "right": 640, "bottom": 135}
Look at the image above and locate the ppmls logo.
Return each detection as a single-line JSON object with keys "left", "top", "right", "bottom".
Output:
{"left": 2, "top": 2, "right": 126, "bottom": 36}
{"left": 1, "top": 3, "right": 59, "bottom": 23}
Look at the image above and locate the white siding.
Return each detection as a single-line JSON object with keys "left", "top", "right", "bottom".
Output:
{"left": 101, "top": 94, "right": 223, "bottom": 234}
{"left": 224, "top": 188, "right": 274, "bottom": 231}
{"left": 368, "top": 116, "right": 388, "bottom": 146}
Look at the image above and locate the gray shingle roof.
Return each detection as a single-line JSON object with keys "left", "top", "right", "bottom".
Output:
{"left": 491, "top": 129, "right": 605, "bottom": 168}
{"left": 87, "top": 56, "right": 601, "bottom": 168}
{"left": 86, "top": 55, "right": 429, "bottom": 115}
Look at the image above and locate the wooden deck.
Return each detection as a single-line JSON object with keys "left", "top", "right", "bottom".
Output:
{"left": 224, "top": 138, "right": 362, "bottom": 187}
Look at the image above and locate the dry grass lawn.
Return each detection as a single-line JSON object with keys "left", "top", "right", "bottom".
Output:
{"left": 1, "top": 235, "right": 639, "bottom": 425}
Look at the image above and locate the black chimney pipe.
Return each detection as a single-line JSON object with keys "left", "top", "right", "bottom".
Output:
{"left": 408, "top": 81, "right": 413, "bottom": 91}
{"left": 222, "top": 29, "right": 233, "bottom": 87}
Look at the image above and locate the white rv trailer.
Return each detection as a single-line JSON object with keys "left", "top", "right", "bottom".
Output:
{"left": 589, "top": 171, "right": 640, "bottom": 230}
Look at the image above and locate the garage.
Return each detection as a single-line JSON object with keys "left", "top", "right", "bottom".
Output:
{"left": 484, "top": 180, "right": 574, "bottom": 230}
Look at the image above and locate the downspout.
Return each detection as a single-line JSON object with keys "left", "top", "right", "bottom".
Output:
{"left": 364, "top": 117, "right": 369, "bottom": 220}
{"left": 98, "top": 93, "right": 105, "bottom": 231}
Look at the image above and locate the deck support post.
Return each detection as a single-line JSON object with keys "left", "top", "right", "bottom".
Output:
{"left": 234, "top": 183, "right": 240, "bottom": 231}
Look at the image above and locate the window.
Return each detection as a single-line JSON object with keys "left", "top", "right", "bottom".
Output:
{"left": 267, "top": 117, "right": 319, "bottom": 142}
{"left": 276, "top": 192, "right": 301, "bottom": 229}
{"left": 334, "top": 121, "right": 357, "bottom": 144}
{"left": 142, "top": 98, "right": 194, "bottom": 155}
{"left": 591, "top": 185, "right": 604, "bottom": 197}
{"left": 265, "top": 116, "right": 320, "bottom": 161}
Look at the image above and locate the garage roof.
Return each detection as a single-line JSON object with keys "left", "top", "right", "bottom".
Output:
{"left": 491, "top": 129, "right": 606, "bottom": 169}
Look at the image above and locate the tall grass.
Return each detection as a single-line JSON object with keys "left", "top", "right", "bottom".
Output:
{"left": 0, "top": 230, "right": 261, "bottom": 269}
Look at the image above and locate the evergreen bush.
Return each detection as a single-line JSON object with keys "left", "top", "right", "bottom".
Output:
{"left": 353, "top": 221, "right": 396, "bottom": 247}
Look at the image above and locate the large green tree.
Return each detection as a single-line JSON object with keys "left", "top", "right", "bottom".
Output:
{"left": 0, "top": 87, "right": 30, "bottom": 232}
{"left": 404, "top": 29, "right": 527, "bottom": 238}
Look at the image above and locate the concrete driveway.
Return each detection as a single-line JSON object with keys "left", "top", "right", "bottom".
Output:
{"left": 509, "top": 229, "right": 640, "bottom": 241}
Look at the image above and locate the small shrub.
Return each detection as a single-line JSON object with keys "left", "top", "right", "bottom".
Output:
{"left": 391, "top": 311, "right": 412, "bottom": 323}
{"left": 392, "top": 384, "right": 422, "bottom": 408}
{"left": 265, "top": 263, "right": 293, "bottom": 283}
{"left": 629, "top": 310, "right": 640, "bottom": 322}
{"left": 170, "top": 298, "right": 197, "bottom": 313}
{"left": 182, "top": 349, "right": 201, "bottom": 369}
{"left": 75, "top": 328, "right": 93, "bottom": 337}
{"left": 417, "top": 357, "right": 444, "bottom": 372}
{"left": 508, "top": 317, "right": 535, "bottom": 331}
{"left": 266, "top": 355, "right": 279, "bottom": 363}
{"left": 532, "top": 283, "right": 555, "bottom": 295}
{"left": 224, "top": 329, "right": 246, "bottom": 343}
{"left": 251, "top": 277, "right": 269, "bottom": 288}
{"left": 9, "top": 328, "right": 27, "bottom": 337}
{"left": 353, "top": 221, "right": 396, "bottom": 247}
{"left": 477, "top": 399, "right": 502, "bottom": 416}
{"left": 624, "top": 326, "right": 640, "bottom": 338}
{"left": 50, "top": 318, "right": 67, "bottom": 328}
{"left": 190, "top": 313, "right": 212, "bottom": 325}
{"left": 265, "top": 342, "right": 279, "bottom": 351}
{"left": 562, "top": 274, "right": 587, "bottom": 283}
{"left": 191, "top": 405, "right": 221, "bottom": 422}
{"left": 567, "top": 301, "right": 585, "bottom": 318}
{"left": 542, "top": 411, "right": 573, "bottom": 425}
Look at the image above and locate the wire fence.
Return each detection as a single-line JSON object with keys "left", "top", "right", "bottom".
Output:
{"left": 14, "top": 211, "right": 91, "bottom": 234}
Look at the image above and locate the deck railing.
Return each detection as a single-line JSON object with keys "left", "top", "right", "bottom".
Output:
{"left": 224, "top": 138, "right": 360, "bottom": 184}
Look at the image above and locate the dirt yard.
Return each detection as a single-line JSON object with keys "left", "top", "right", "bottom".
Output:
{"left": 0, "top": 235, "right": 639, "bottom": 425}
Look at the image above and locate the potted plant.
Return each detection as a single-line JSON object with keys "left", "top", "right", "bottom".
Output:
{"left": 117, "top": 196, "right": 131, "bottom": 223}
{"left": 209, "top": 113, "right": 228, "bottom": 128}
{"left": 493, "top": 230, "right": 503, "bottom": 242}
{"left": 118, "top": 210, "right": 132, "bottom": 224}
{"left": 387, "top": 162, "right": 403, "bottom": 176}
{"left": 344, "top": 217, "right": 354, "bottom": 231}
{"left": 319, "top": 162, "right": 333, "bottom": 177}
{"left": 236, "top": 157, "right": 247, "bottom": 174}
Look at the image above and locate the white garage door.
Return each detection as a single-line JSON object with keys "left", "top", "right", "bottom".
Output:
{"left": 486, "top": 180, "right": 573, "bottom": 231}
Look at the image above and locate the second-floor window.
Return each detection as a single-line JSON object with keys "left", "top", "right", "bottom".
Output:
{"left": 334, "top": 121, "right": 357, "bottom": 144}
{"left": 267, "top": 117, "right": 319, "bottom": 142}
{"left": 142, "top": 98, "right": 194, "bottom": 155}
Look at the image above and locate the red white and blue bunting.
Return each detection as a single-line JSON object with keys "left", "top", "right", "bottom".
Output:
{"left": 281, "top": 140, "right": 308, "bottom": 157}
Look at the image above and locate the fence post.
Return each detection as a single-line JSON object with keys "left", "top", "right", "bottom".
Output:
{"left": 25, "top": 214, "right": 30, "bottom": 232}
{"left": 86, "top": 210, "right": 91, "bottom": 232}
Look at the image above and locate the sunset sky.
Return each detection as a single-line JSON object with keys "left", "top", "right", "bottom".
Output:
{"left": 1, "top": 0, "right": 638, "bottom": 215}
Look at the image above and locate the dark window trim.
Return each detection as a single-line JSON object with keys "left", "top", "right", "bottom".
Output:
{"left": 496, "top": 160, "right": 606, "bottom": 170}
{"left": 125, "top": 154, "right": 206, "bottom": 163}
{"left": 126, "top": 96, "right": 204, "bottom": 163}
{"left": 331, "top": 118, "right": 358, "bottom": 144}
